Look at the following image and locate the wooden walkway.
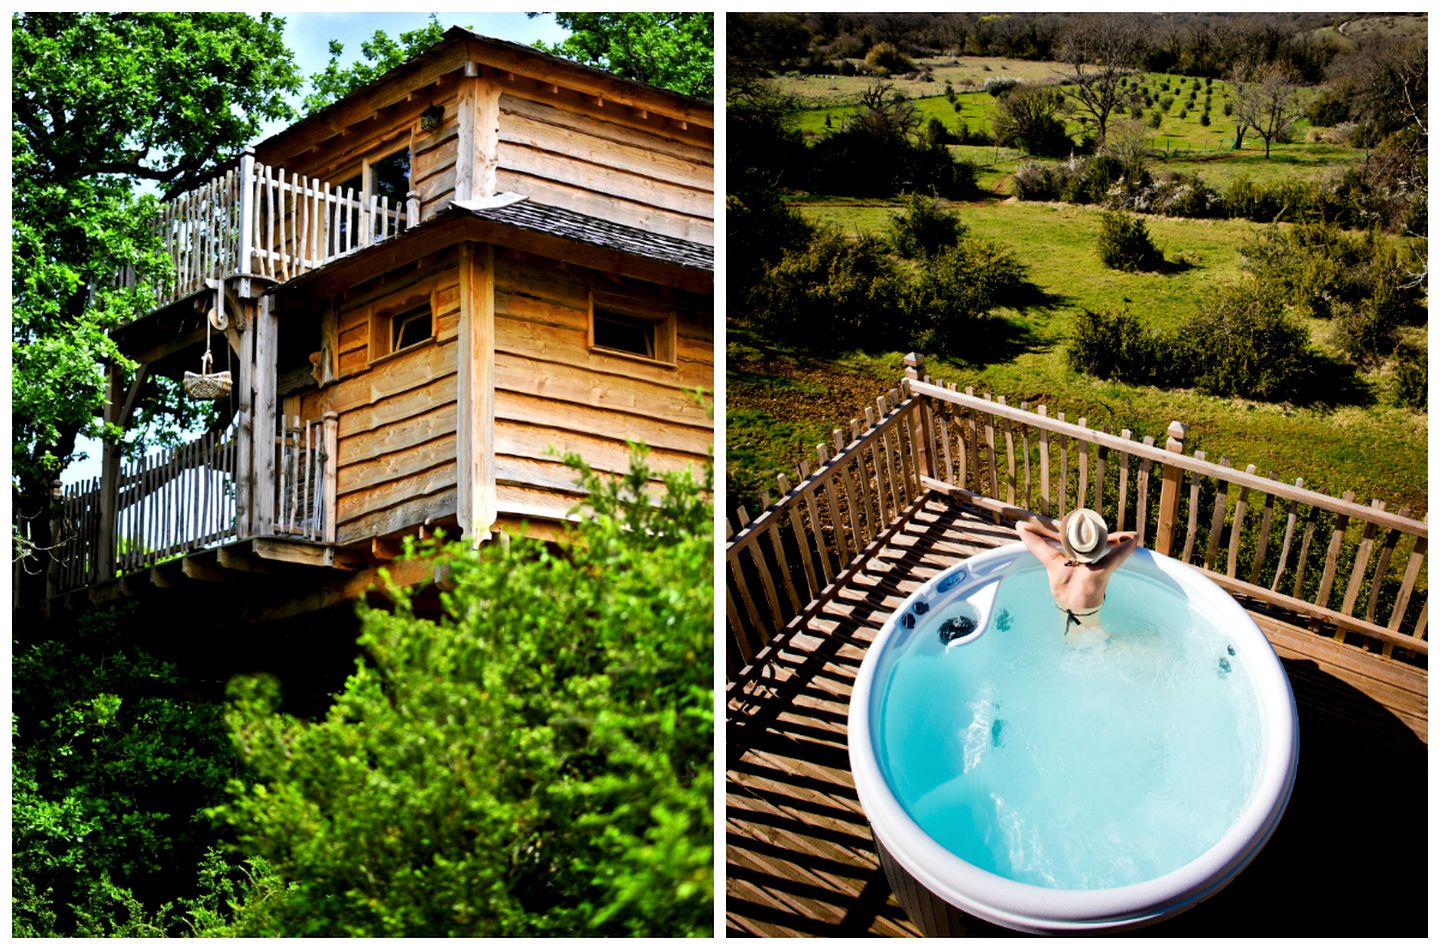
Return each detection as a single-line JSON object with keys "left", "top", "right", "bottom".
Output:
{"left": 725, "top": 496, "right": 1427, "bottom": 937}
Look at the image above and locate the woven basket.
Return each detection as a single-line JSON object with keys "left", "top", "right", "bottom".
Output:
{"left": 183, "top": 370, "right": 233, "bottom": 400}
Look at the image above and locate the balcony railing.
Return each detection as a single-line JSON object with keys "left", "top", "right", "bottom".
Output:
{"left": 119, "top": 149, "right": 419, "bottom": 310}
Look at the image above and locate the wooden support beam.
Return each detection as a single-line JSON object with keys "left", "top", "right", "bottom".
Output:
{"left": 181, "top": 555, "right": 226, "bottom": 582}
{"left": 150, "top": 563, "right": 183, "bottom": 589}
{"left": 252, "top": 294, "right": 278, "bottom": 536}
{"left": 455, "top": 73, "right": 501, "bottom": 202}
{"left": 245, "top": 555, "right": 437, "bottom": 623}
{"left": 456, "top": 241, "right": 497, "bottom": 543}
{"left": 251, "top": 537, "right": 368, "bottom": 571}
{"left": 217, "top": 545, "right": 273, "bottom": 573}
{"left": 371, "top": 536, "right": 404, "bottom": 561}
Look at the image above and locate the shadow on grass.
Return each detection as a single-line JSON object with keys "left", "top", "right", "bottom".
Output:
{"left": 929, "top": 314, "right": 1048, "bottom": 369}
{"left": 1287, "top": 352, "right": 1377, "bottom": 410}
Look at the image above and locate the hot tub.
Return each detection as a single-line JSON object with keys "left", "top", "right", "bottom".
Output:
{"left": 848, "top": 541, "right": 1298, "bottom": 934}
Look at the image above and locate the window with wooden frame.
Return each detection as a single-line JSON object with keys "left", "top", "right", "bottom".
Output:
{"left": 370, "top": 300, "right": 434, "bottom": 363}
{"left": 333, "top": 142, "right": 413, "bottom": 242}
{"left": 588, "top": 291, "right": 677, "bottom": 367}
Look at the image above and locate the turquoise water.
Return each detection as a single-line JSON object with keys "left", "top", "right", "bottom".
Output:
{"left": 874, "top": 566, "right": 1262, "bottom": 891}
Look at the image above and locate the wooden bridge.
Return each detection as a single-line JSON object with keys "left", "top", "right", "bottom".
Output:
{"left": 725, "top": 355, "right": 1427, "bottom": 937}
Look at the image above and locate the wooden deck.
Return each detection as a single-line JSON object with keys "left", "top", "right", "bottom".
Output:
{"left": 726, "top": 496, "right": 1427, "bottom": 937}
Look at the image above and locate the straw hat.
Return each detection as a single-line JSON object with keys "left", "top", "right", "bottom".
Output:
{"left": 1060, "top": 508, "right": 1109, "bottom": 564}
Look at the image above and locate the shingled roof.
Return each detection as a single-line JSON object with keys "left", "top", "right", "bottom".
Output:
{"left": 452, "top": 197, "right": 713, "bottom": 272}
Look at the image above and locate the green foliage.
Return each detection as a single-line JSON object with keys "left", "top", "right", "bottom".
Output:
{"left": 11, "top": 11, "right": 299, "bottom": 508}
{"left": 1096, "top": 211, "right": 1162, "bottom": 272}
{"left": 991, "top": 86, "right": 1072, "bottom": 156}
{"left": 906, "top": 239, "right": 1028, "bottom": 356}
{"left": 747, "top": 227, "right": 908, "bottom": 350}
{"left": 210, "top": 451, "right": 714, "bottom": 936}
{"left": 1066, "top": 308, "right": 1168, "bottom": 383}
{"left": 889, "top": 194, "right": 967, "bottom": 258}
{"left": 1389, "top": 348, "right": 1427, "bottom": 410}
{"left": 303, "top": 14, "right": 444, "bottom": 114}
{"left": 864, "top": 41, "right": 914, "bottom": 77}
{"left": 12, "top": 607, "right": 244, "bottom": 936}
{"left": 1175, "top": 280, "right": 1315, "bottom": 401}
{"left": 537, "top": 12, "right": 714, "bottom": 99}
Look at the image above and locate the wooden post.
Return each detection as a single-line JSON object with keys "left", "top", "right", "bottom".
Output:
{"left": 406, "top": 189, "right": 421, "bottom": 228}
{"left": 457, "top": 242, "right": 496, "bottom": 542}
{"left": 322, "top": 412, "right": 339, "bottom": 543}
{"left": 97, "top": 365, "right": 124, "bottom": 579}
{"left": 252, "top": 294, "right": 278, "bottom": 537}
{"left": 455, "top": 67, "right": 501, "bottom": 202}
{"left": 236, "top": 148, "right": 255, "bottom": 294}
{"left": 1154, "top": 421, "right": 1188, "bottom": 557}
{"left": 45, "top": 479, "right": 64, "bottom": 602}
{"left": 902, "top": 353, "right": 934, "bottom": 482}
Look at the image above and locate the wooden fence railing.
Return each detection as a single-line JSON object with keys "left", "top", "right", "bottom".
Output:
{"left": 726, "top": 387, "right": 928, "bottom": 679}
{"left": 36, "top": 412, "right": 339, "bottom": 599}
{"left": 120, "top": 149, "right": 418, "bottom": 310}
{"left": 725, "top": 357, "right": 1428, "bottom": 680}
{"left": 273, "top": 414, "right": 337, "bottom": 543}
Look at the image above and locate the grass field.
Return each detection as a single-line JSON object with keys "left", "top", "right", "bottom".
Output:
{"left": 727, "top": 197, "right": 1428, "bottom": 520}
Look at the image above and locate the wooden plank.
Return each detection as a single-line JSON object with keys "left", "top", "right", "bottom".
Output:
{"left": 1227, "top": 464, "right": 1258, "bottom": 578}
{"left": 778, "top": 474, "right": 820, "bottom": 603}
{"left": 1340, "top": 499, "right": 1384, "bottom": 619}
{"left": 1056, "top": 411, "right": 1069, "bottom": 515}
{"left": 1248, "top": 475, "right": 1279, "bottom": 587}
{"left": 1181, "top": 450, "right": 1206, "bottom": 563}
{"left": 1037, "top": 406, "right": 1051, "bottom": 517}
{"left": 1387, "top": 520, "right": 1427, "bottom": 632}
{"left": 456, "top": 241, "right": 497, "bottom": 540}
{"left": 998, "top": 395, "right": 1016, "bottom": 506}
{"left": 1116, "top": 429, "right": 1132, "bottom": 532}
{"left": 1075, "top": 416, "right": 1089, "bottom": 511}
{"left": 1315, "top": 490, "right": 1356, "bottom": 613}
{"left": 1203, "top": 457, "right": 1231, "bottom": 572}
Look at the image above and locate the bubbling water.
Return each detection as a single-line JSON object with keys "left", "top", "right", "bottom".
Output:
{"left": 875, "top": 566, "right": 1262, "bottom": 890}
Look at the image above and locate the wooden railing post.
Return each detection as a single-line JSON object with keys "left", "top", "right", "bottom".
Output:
{"left": 902, "top": 353, "right": 934, "bottom": 482}
{"left": 45, "top": 479, "right": 63, "bottom": 603}
{"left": 406, "top": 189, "right": 421, "bottom": 229}
{"left": 1154, "top": 420, "right": 1188, "bottom": 557}
{"left": 322, "top": 412, "right": 338, "bottom": 544}
{"left": 236, "top": 148, "right": 256, "bottom": 293}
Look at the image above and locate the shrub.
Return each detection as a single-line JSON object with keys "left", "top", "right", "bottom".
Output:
{"left": 1148, "top": 110, "right": 1162, "bottom": 129}
{"left": 889, "top": 193, "right": 966, "bottom": 258}
{"left": 905, "top": 238, "right": 1028, "bottom": 355}
{"left": 1389, "top": 347, "right": 1427, "bottom": 410}
{"left": 1200, "top": 112, "right": 1210, "bottom": 127}
{"left": 983, "top": 76, "right": 1019, "bottom": 97}
{"left": 1095, "top": 210, "right": 1162, "bottom": 271}
{"left": 1066, "top": 307, "right": 1168, "bottom": 383}
{"left": 1175, "top": 280, "right": 1314, "bottom": 401}
{"left": 211, "top": 450, "right": 715, "bottom": 937}
{"left": 864, "top": 41, "right": 913, "bottom": 76}
{"left": 992, "top": 85, "right": 1072, "bottom": 156}
{"left": 1010, "top": 162, "right": 1059, "bottom": 201}
{"left": 746, "top": 226, "right": 907, "bottom": 351}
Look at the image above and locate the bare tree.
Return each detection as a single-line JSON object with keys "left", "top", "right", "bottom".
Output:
{"left": 1233, "top": 66, "right": 1301, "bottom": 159}
{"left": 1057, "top": 14, "right": 1146, "bottom": 147}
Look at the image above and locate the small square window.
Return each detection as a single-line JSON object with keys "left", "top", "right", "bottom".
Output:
{"left": 391, "top": 305, "right": 432, "bottom": 353}
{"left": 589, "top": 293, "right": 676, "bottom": 366}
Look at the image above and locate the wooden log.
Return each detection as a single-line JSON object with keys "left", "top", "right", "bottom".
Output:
{"left": 1225, "top": 462, "right": 1254, "bottom": 577}
{"left": 1202, "top": 456, "right": 1231, "bottom": 571}
{"left": 1056, "top": 411, "right": 1069, "bottom": 516}
{"left": 1314, "top": 489, "right": 1356, "bottom": 613}
{"left": 1037, "top": 406, "right": 1051, "bottom": 517}
{"left": 1075, "top": 416, "right": 1089, "bottom": 511}
{"left": 1386, "top": 517, "right": 1426, "bottom": 633}
{"left": 1247, "top": 474, "right": 1279, "bottom": 586}
{"left": 1339, "top": 499, "right": 1384, "bottom": 622}
{"left": 1117, "top": 429, "right": 1132, "bottom": 532}
{"left": 1153, "top": 422, "right": 1188, "bottom": 558}
{"left": 1181, "top": 450, "right": 1206, "bottom": 563}
{"left": 1134, "top": 434, "right": 1157, "bottom": 544}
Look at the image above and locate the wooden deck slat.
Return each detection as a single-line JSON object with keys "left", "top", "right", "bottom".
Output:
{"left": 726, "top": 495, "right": 1428, "bottom": 937}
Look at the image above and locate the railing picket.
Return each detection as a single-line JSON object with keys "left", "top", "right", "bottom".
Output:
{"left": 776, "top": 473, "right": 819, "bottom": 603}
{"left": 1038, "top": 406, "right": 1051, "bottom": 517}
{"left": 1075, "top": 417, "right": 1089, "bottom": 511}
{"left": 1315, "top": 489, "right": 1356, "bottom": 613}
{"left": 1056, "top": 411, "right": 1069, "bottom": 516}
{"left": 1248, "top": 475, "right": 1279, "bottom": 586}
{"left": 1093, "top": 425, "right": 1108, "bottom": 517}
{"left": 1271, "top": 479, "right": 1304, "bottom": 591}
{"left": 1181, "top": 450, "right": 1206, "bottom": 562}
{"left": 1387, "top": 518, "right": 1427, "bottom": 632}
{"left": 998, "top": 396, "right": 1016, "bottom": 506}
{"left": 1367, "top": 507, "right": 1406, "bottom": 628}
{"left": 834, "top": 430, "right": 864, "bottom": 558}
{"left": 1339, "top": 499, "right": 1384, "bottom": 622}
{"left": 1019, "top": 402, "right": 1033, "bottom": 512}
{"left": 1117, "top": 429, "right": 1132, "bottom": 532}
{"left": 1202, "top": 457, "right": 1231, "bottom": 571}
{"left": 1226, "top": 464, "right": 1258, "bottom": 578}
{"left": 1291, "top": 507, "right": 1319, "bottom": 602}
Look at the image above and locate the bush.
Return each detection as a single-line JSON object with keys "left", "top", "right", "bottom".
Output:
{"left": 864, "top": 41, "right": 914, "bottom": 76}
{"left": 992, "top": 85, "right": 1072, "bottom": 156}
{"left": 1175, "top": 280, "right": 1314, "bottom": 401}
{"left": 211, "top": 451, "right": 715, "bottom": 937}
{"left": 1148, "top": 110, "right": 1162, "bottom": 129}
{"left": 905, "top": 238, "right": 1028, "bottom": 354}
{"left": 983, "top": 76, "right": 1019, "bottom": 97}
{"left": 1010, "top": 162, "right": 1059, "bottom": 201}
{"left": 1095, "top": 210, "right": 1162, "bottom": 271}
{"left": 889, "top": 193, "right": 966, "bottom": 258}
{"left": 1066, "top": 307, "right": 1168, "bottom": 383}
{"left": 746, "top": 226, "right": 907, "bottom": 350}
{"left": 1389, "top": 347, "right": 1427, "bottom": 410}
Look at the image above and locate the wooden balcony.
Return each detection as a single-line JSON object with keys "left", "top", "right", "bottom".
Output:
{"left": 33, "top": 414, "right": 337, "bottom": 604}
{"left": 725, "top": 358, "right": 1427, "bottom": 937}
{"left": 119, "top": 149, "right": 417, "bottom": 312}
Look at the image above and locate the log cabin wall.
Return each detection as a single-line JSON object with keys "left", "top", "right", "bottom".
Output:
{"left": 492, "top": 246, "right": 713, "bottom": 525}
{"left": 494, "top": 90, "right": 713, "bottom": 246}
{"left": 300, "top": 251, "right": 463, "bottom": 544}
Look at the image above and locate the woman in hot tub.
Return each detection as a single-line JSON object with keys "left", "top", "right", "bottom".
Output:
{"left": 1016, "top": 508, "right": 1137, "bottom": 644}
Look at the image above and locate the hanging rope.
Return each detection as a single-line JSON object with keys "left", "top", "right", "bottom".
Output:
{"left": 183, "top": 282, "right": 233, "bottom": 400}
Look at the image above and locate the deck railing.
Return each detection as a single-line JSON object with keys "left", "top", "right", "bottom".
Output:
{"left": 34, "top": 412, "right": 340, "bottom": 599}
{"left": 725, "top": 356, "right": 1429, "bottom": 679}
{"left": 120, "top": 149, "right": 418, "bottom": 310}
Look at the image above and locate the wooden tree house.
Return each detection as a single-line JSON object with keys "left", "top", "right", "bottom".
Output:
{"left": 32, "top": 28, "right": 714, "bottom": 620}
